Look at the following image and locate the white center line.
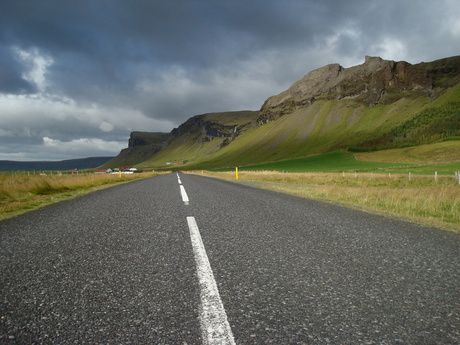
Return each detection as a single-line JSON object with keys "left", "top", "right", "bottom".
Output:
{"left": 180, "top": 185, "right": 189, "bottom": 205}
{"left": 186, "top": 216, "right": 236, "bottom": 345}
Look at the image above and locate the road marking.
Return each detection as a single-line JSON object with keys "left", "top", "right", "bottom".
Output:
{"left": 176, "top": 172, "right": 182, "bottom": 184}
{"left": 186, "top": 216, "right": 236, "bottom": 345}
{"left": 180, "top": 185, "right": 189, "bottom": 205}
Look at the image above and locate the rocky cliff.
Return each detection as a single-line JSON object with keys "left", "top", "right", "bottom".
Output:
{"left": 258, "top": 55, "right": 460, "bottom": 123}
{"left": 169, "top": 111, "right": 258, "bottom": 146}
{"left": 106, "top": 55, "right": 460, "bottom": 169}
{"left": 100, "top": 132, "right": 170, "bottom": 167}
{"left": 128, "top": 131, "right": 169, "bottom": 148}
{"left": 102, "top": 111, "right": 259, "bottom": 168}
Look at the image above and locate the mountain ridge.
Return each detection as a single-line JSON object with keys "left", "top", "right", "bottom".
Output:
{"left": 106, "top": 55, "right": 460, "bottom": 170}
{"left": 0, "top": 156, "right": 114, "bottom": 171}
{"left": 258, "top": 55, "right": 460, "bottom": 123}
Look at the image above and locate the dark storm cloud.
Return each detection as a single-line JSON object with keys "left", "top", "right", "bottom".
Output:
{"left": 0, "top": 0, "right": 361, "bottom": 103}
{"left": 0, "top": 46, "right": 37, "bottom": 94}
{"left": 0, "top": 0, "right": 458, "bottom": 160}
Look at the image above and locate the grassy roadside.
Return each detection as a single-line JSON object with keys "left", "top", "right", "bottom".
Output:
{"left": 0, "top": 172, "right": 164, "bottom": 221}
{"left": 207, "top": 143, "right": 460, "bottom": 174}
{"left": 193, "top": 171, "right": 460, "bottom": 234}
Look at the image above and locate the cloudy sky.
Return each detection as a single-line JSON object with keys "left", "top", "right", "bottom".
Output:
{"left": 0, "top": 0, "right": 459, "bottom": 161}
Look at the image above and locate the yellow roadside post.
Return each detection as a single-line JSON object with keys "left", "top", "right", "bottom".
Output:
{"left": 235, "top": 167, "right": 239, "bottom": 180}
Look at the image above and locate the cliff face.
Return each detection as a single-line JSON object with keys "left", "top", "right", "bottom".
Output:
{"left": 108, "top": 55, "right": 460, "bottom": 169}
{"left": 128, "top": 131, "right": 170, "bottom": 148}
{"left": 168, "top": 111, "right": 259, "bottom": 146}
{"left": 258, "top": 56, "right": 460, "bottom": 123}
{"left": 170, "top": 116, "right": 240, "bottom": 143}
{"left": 100, "top": 132, "right": 171, "bottom": 168}
{"left": 106, "top": 111, "right": 259, "bottom": 168}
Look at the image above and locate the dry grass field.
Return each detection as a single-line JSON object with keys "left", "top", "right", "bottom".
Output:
{"left": 3, "top": 170, "right": 458, "bottom": 233}
{"left": 196, "top": 170, "right": 460, "bottom": 233}
{"left": 0, "top": 172, "right": 161, "bottom": 221}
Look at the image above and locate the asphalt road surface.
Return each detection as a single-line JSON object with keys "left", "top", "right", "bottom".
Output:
{"left": 1, "top": 172, "right": 459, "bottom": 344}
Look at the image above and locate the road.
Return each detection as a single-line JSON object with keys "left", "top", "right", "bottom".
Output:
{"left": 1, "top": 172, "right": 459, "bottom": 344}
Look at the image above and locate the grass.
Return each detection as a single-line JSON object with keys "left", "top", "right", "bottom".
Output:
{"left": 355, "top": 141, "right": 460, "bottom": 165}
{"left": 194, "top": 170, "right": 460, "bottom": 234}
{"left": 138, "top": 111, "right": 259, "bottom": 169}
{"left": 0, "top": 171, "right": 163, "bottom": 221}
{"left": 139, "top": 96, "right": 429, "bottom": 171}
{"left": 120, "top": 81, "right": 459, "bottom": 172}
{"left": 225, "top": 152, "right": 415, "bottom": 172}
{"left": 208, "top": 140, "right": 460, "bottom": 175}
{"left": 203, "top": 110, "right": 259, "bottom": 126}
{"left": 350, "top": 83, "right": 460, "bottom": 152}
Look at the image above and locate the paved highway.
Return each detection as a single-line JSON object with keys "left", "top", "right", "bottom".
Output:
{"left": 1, "top": 172, "right": 459, "bottom": 344}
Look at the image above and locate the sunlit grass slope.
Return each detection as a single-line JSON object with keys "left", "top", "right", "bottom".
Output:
{"left": 356, "top": 141, "right": 460, "bottom": 165}
{"left": 352, "top": 84, "right": 460, "bottom": 151}
{"left": 139, "top": 111, "right": 259, "bottom": 169}
{"left": 212, "top": 141, "right": 460, "bottom": 174}
{"left": 183, "top": 96, "right": 428, "bottom": 169}
{"left": 137, "top": 133, "right": 226, "bottom": 169}
{"left": 230, "top": 152, "right": 414, "bottom": 172}
{"left": 137, "top": 82, "right": 459, "bottom": 171}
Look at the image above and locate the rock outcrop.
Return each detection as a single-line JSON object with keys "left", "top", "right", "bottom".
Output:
{"left": 101, "top": 132, "right": 170, "bottom": 167}
{"left": 168, "top": 111, "right": 258, "bottom": 146}
{"left": 107, "top": 55, "right": 460, "bottom": 168}
{"left": 258, "top": 56, "right": 460, "bottom": 123}
{"left": 170, "top": 116, "right": 238, "bottom": 143}
{"left": 128, "top": 131, "right": 169, "bottom": 148}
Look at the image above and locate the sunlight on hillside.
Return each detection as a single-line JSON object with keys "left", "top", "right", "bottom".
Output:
{"left": 355, "top": 141, "right": 460, "bottom": 164}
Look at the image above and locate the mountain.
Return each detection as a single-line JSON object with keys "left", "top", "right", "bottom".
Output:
{"left": 258, "top": 55, "right": 460, "bottom": 123}
{"left": 100, "top": 132, "right": 170, "bottom": 168}
{"left": 100, "top": 111, "right": 259, "bottom": 169}
{"left": 108, "top": 55, "right": 460, "bottom": 170}
{"left": 0, "top": 156, "right": 114, "bottom": 172}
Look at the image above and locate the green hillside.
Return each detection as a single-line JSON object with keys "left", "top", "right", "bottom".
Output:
{"left": 229, "top": 152, "right": 414, "bottom": 173}
{"left": 355, "top": 141, "right": 460, "bottom": 165}
{"left": 137, "top": 110, "right": 259, "bottom": 169}
{"left": 351, "top": 84, "right": 460, "bottom": 151}
{"left": 179, "top": 96, "right": 429, "bottom": 169}
{"left": 113, "top": 56, "right": 460, "bottom": 171}
{"left": 138, "top": 85, "right": 459, "bottom": 171}
{"left": 213, "top": 142, "right": 460, "bottom": 174}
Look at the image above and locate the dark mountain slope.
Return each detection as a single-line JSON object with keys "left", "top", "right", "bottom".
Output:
{"left": 0, "top": 157, "right": 114, "bottom": 171}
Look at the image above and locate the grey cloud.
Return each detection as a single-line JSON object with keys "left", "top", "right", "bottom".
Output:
{"left": 0, "top": 0, "right": 458, "bottom": 160}
{"left": 0, "top": 46, "right": 37, "bottom": 94}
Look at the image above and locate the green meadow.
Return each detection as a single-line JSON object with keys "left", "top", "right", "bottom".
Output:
{"left": 213, "top": 140, "right": 460, "bottom": 175}
{"left": 232, "top": 152, "right": 414, "bottom": 173}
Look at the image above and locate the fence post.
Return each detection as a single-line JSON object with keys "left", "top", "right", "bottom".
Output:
{"left": 409, "top": 172, "right": 411, "bottom": 181}
{"left": 435, "top": 171, "right": 438, "bottom": 183}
